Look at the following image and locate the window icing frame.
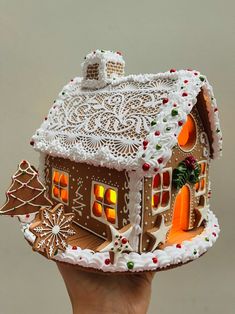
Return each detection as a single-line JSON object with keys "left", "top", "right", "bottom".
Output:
{"left": 151, "top": 167, "right": 172, "bottom": 215}
{"left": 91, "top": 180, "right": 118, "bottom": 227}
{"left": 51, "top": 168, "right": 69, "bottom": 205}
{"left": 195, "top": 160, "right": 207, "bottom": 197}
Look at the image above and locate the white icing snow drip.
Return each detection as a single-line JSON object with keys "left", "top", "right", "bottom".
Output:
{"left": 22, "top": 208, "right": 220, "bottom": 273}
{"left": 32, "top": 70, "right": 222, "bottom": 175}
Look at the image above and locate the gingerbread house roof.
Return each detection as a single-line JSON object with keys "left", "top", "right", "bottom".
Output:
{"left": 32, "top": 53, "right": 222, "bottom": 174}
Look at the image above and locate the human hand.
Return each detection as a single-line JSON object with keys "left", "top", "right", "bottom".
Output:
{"left": 58, "top": 262, "right": 155, "bottom": 314}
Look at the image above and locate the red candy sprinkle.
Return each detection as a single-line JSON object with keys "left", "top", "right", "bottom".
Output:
{"left": 122, "top": 238, "right": 128, "bottom": 244}
{"left": 176, "top": 244, "right": 182, "bottom": 248}
{"left": 142, "top": 163, "right": 150, "bottom": 171}
{"left": 152, "top": 257, "right": 158, "bottom": 264}
{"left": 212, "top": 232, "right": 216, "bottom": 237}
{"left": 158, "top": 158, "right": 163, "bottom": 164}
{"left": 105, "top": 258, "right": 111, "bottom": 265}
{"left": 116, "top": 51, "right": 122, "bottom": 55}
{"left": 154, "top": 167, "right": 159, "bottom": 172}
{"left": 72, "top": 246, "right": 77, "bottom": 250}
{"left": 184, "top": 80, "right": 188, "bottom": 83}
{"left": 143, "top": 140, "right": 148, "bottom": 147}
{"left": 30, "top": 140, "right": 35, "bottom": 146}
{"left": 173, "top": 103, "right": 177, "bottom": 107}
{"left": 44, "top": 117, "right": 48, "bottom": 120}
{"left": 214, "top": 224, "right": 218, "bottom": 227}
{"left": 170, "top": 69, "right": 176, "bottom": 73}
{"left": 182, "top": 92, "right": 188, "bottom": 97}
{"left": 115, "top": 241, "right": 119, "bottom": 245}
{"left": 194, "top": 72, "right": 198, "bottom": 76}
{"left": 162, "top": 98, "right": 169, "bottom": 104}
{"left": 214, "top": 108, "right": 218, "bottom": 112}
{"left": 155, "top": 131, "right": 160, "bottom": 136}
{"left": 26, "top": 214, "right": 30, "bottom": 218}
{"left": 178, "top": 120, "right": 184, "bottom": 126}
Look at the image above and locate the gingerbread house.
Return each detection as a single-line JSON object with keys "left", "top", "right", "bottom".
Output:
{"left": 20, "top": 49, "right": 221, "bottom": 255}
{"left": 0, "top": 50, "right": 222, "bottom": 267}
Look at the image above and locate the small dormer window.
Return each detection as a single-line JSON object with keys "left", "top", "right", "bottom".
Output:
{"left": 81, "top": 50, "right": 125, "bottom": 89}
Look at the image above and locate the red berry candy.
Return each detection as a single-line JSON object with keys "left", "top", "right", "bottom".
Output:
{"left": 182, "top": 92, "right": 188, "bottom": 97}
{"left": 121, "top": 238, "right": 128, "bottom": 244}
{"left": 154, "top": 167, "right": 159, "bottom": 172}
{"left": 155, "top": 131, "right": 160, "bottom": 136}
{"left": 142, "top": 163, "right": 150, "bottom": 171}
{"left": 105, "top": 258, "right": 111, "bottom": 265}
{"left": 26, "top": 214, "right": 30, "bottom": 218}
{"left": 162, "top": 98, "right": 169, "bottom": 104}
{"left": 194, "top": 72, "right": 198, "bottom": 76}
{"left": 152, "top": 257, "right": 158, "bottom": 264}
{"left": 178, "top": 120, "right": 184, "bottom": 126}
{"left": 116, "top": 51, "right": 122, "bottom": 55}
{"left": 173, "top": 103, "right": 177, "bottom": 107}
{"left": 143, "top": 140, "right": 148, "bottom": 147}
{"left": 214, "top": 108, "right": 218, "bottom": 112}
{"left": 212, "top": 232, "right": 216, "bottom": 237}
{"left": 30, "top": 140, "right": 34, "bottom": 146}
{"left": 158, "top": 158, "right": 163, "bottom": 164}
{"left": 72, "top": 246, "right": 77, "bottom": 250}
{"left": 115, "top": 241, "right": 119, "bottom": 246}
{"left": 176, "top": 244, "right": 182, "bottom": 248}
{"left": 184, "top": 80, "right": 188, "bottom": 83}
{"left": 170, "top": 69, "right": 176, "bottom": 73}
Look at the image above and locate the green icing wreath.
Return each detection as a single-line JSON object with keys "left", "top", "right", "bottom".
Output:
{"left": 172, "top": 156, "right": 201, "bottom": 189}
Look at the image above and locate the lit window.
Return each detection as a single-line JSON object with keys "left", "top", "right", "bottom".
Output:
{"left": 52, "top": 169, "right": 69, "bottom": 205}
{"left": 91, "top": 182, "right": 118, "bottom": 225}
{"left": 195, "top": 161, "right": 207, "bottom": 196}
{"left": 151, "top": 168, "right": 172, "bottom": 215}
{"left": 178, "top": 114, "right": 197, "bottom": 151}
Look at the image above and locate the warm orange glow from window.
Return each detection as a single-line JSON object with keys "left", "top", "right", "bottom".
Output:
{"left": 92, "top": 182, "right": 117, "bottom": 225}
{"left": 172, "top": 185, "right": 190, "bottom": 232}
{"left": 105, "top": 189, "right": 117, "bottom": 205}
{"left": 93, "top": 202, "right": 103, "bottom": 217}
{"left": 60, "top": 173, "right": 68, "bottom": 187}
{"left": 105, "top": 207, "right": 116, "bottom": 224}
{"left": 53, "top": 185, "right": 60, "bottom": 198}
{"left": 200, "top": 178, "right": 205, "bottom": 191}
{"left": 195, "top": 181, "right": 199, "bottom": 192}
{"left": 53, "top": 171, "right": 60, "bottom": 185}
{"left": 178, "top": 115, "right": 196, "bottom": 151}
{"left": 94, "top": 184, "right": 105, "bottom": 201}
{"left": 61, "top": 189, "right": 68, "bottom": 203}
{"left": 52, "top": 169, "right": 69, "bottom": 205}
{"left": 200, "top": 162, "right": 206, "bottom": 175}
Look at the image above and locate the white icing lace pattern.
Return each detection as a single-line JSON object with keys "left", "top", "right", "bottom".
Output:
{"left": 22, "top": 208, "right": 220, "bottom": 273}
{"left": 32, "top": 71, "right": 222, "bottom": 173}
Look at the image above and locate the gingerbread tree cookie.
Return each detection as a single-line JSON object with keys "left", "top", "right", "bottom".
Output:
{"left": 0, "top": 160, "right": 52, "bottom": 216}
{"left": 30, "top": 204, "right": 76, "bottom": 258}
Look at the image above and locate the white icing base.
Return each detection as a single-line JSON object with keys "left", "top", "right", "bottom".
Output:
{"left": 22, "top": 208, "right": 219, "bottom": 273}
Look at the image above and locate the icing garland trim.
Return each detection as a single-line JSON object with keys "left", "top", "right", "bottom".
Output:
{"left": 23, "top": 208, "right": 220, "bottom": 273}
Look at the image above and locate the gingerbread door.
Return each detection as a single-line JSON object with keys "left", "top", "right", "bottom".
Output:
{"left": 171, "top": 185, "right": 191, "bottom": 233}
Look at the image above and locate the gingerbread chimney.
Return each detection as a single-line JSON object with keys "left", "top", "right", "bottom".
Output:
{"left": 81, "top": 49, "right": 125, "bottom": 89}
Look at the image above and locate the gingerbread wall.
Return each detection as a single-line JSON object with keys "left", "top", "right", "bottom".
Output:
{"left": 141, "top": 102, "right": 211, "bottom": 252}
{"left": 44, "top": 156, "right": 130, "bottom": 240}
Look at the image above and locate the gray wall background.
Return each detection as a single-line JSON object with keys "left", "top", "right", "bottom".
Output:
{"left": 0, "top": 1, "right": 234, "bottom": 313}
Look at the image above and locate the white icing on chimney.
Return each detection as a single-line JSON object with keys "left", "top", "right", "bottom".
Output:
{"left": 81, "top": 49, "right": 125, "bottom": 89}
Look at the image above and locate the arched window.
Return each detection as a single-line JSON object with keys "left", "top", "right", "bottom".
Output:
{"left": 178, "top": 114, "right": 197, "bottom": 151}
